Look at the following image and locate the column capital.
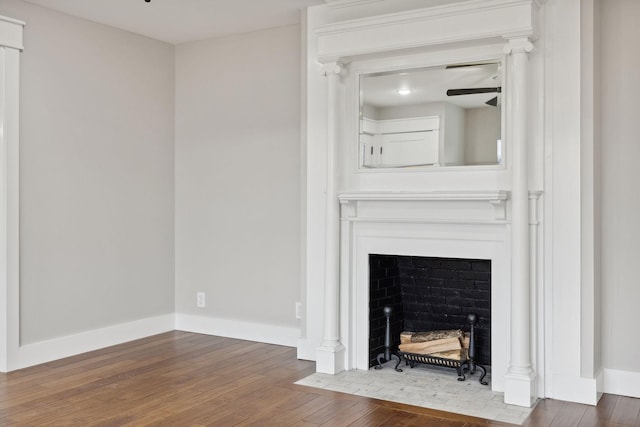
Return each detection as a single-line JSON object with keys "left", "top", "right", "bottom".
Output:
{"left": 503, "top": 37, "right": 534, "bottom": 56}
{"left": 320, "top": 60, "right": 344, "bottom": 77}
{"left": 339, "top": 198, "right": 357, "bottom": 219}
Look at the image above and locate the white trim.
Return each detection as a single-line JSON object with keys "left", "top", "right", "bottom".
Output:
{"left": 0, "top": 21, "right": 21, "bottom": 372}
{"left": 297, "top": 337, "right": 317, "bottom": 361}
{"left": 604, "top": 368, "right": 640, "bottom": 399}
{"left": 175, "top": 314, "right": 299, "bottom": 348}
{"left": 8, "top": 314, "right": 175, "bottom": 371}
{"left": 315, "top": 0, "right": 538, "bottom": 61}
{"left": 0, "top": 16, "right": 24, "bottom": 51}
{"left": 0, "top": 43, "right": 8, "bottom": 373}
{"left": 339, "top": 190, "right": 509, "bottom": 202}
{"left": 324, "top": 0, "right": 383, "bottom": 8}
{"left": 551, "top": 373, "right": 601, "bottom": 405}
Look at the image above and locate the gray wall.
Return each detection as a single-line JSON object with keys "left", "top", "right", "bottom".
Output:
{"left": 601, "top": 0, "right": 640, "bottom": 372}
{"left": 0, "top": 0, "right": 175, "bottom": 344}
{"left": 174, "top": 26, "right": 301, "bottom": 329}
{"left": 464, "top": 107, "right": 500, "bottom": 165}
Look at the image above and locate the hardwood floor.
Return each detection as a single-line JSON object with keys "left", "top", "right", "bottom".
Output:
{"left": 0, "top": 332, "right": 637, "bottom": 426}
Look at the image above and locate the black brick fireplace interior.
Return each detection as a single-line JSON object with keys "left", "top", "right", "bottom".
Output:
{"left": 369, "top": 255, "right": 491, "bottom": 367}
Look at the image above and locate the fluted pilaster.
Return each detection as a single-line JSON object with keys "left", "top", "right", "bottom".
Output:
{"left": 316, "top": 61, "right": 345, "bottom": 374}
{"left": 504, "top": 37, "right": 537, "bottom": 407}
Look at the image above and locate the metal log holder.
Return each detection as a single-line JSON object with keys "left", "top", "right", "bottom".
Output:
{"left": 374, "top": 306, "right": 402, "bottom": 371}
{"left": 385, "top": 309, "right": 488, "bottom": 385}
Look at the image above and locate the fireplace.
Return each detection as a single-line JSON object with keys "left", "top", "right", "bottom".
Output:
{"left": 369, "top": 254, "right": 491, "bottom": 368}
{"left": 326, "top": 191, "right": 517, "bottom": 394}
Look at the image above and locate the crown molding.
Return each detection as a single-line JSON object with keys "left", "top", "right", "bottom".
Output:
{"left": 324, "top": 0, "right": 384, "bottom": 8}
{"left": 0, "top": 15, "right": 24, "bottom": 51}
{"left": 315, "top": 0, "right": 538, "bottom": 62}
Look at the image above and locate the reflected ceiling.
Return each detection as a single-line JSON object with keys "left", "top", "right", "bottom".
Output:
{"left": 362, "top": 63, "right": 501, "bottom": 109}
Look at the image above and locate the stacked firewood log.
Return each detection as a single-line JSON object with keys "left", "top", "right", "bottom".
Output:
{"left": 399, "top": 330, "right": 470, "bottom": 360}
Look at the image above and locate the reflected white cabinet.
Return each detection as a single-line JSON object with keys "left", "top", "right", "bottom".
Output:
{"left": 379, "top": 130, "right": 439, "bottom": 167}
{"left": 361, "top": 116, "right": 440, "bottom": 167}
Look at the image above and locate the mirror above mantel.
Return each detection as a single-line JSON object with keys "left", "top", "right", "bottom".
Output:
{"left": 359, "top": 61, "right": 503, "bottom": 169}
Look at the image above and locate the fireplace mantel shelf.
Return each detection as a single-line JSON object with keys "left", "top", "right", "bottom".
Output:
{"left": 338, "top": 190, "right": 510, "bottom": 203}
{"left": 338, "top": 190, "right": 509, "bottom": 203}
{"left": 338, "top": 191, "right": 511, "bottom": 221}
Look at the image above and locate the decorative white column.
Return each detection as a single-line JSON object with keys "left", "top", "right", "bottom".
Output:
{"left": 316, "top": 61, "right": 345, "bottom": 374}
{"left": 0, "top": 15, "right": 24, "bottom": 373}
{"left": 504, "top": 37, "right": 536, "bottom": 407}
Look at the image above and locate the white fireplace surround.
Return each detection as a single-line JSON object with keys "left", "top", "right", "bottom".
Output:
{"left": 304, "top": 0, "right": 545, "bottom": 408}
{"left": 336, "top": 190, "right": 544, "bottom": 399}
{"left": 340, "top": 191, "right": 517, "bottom": 394}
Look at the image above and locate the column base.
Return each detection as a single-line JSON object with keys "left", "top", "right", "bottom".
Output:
{"left": 504, "top": 369, "right": 537, "bottom": 407}
{"left": 316, "top": 343, "right": 345, "bottom": 374}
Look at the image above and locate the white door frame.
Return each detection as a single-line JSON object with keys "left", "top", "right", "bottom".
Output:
{"left": 0, "top": 15, "right": 24, "bottom": 372}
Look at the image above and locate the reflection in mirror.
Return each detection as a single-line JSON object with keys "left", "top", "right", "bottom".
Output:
{"left": 359, "top": 61, "right": 502, "bottom": 169}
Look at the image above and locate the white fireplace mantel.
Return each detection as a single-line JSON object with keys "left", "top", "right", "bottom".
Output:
{"left": 306, "top": 0, "right": 542, "bottom": 409}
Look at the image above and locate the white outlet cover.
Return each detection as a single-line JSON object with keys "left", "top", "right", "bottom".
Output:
{"left": 197, "top": 292, "right": 206, "bottom": 308}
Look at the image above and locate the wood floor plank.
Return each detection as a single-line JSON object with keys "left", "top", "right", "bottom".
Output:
{"left": 0, "top": 332, "right": 637, "bottom": 426}
{"left": 303, "top": 397, "right": 361, "bottom": 424}
{"left": 610, "top": 395, "right": 640, "bottom": 426}
{"left": 318, "top": 401, "right": 378, "bottom": 426}
{"left": 577, "top": 393, "right": 619, "bottom": 427}
{"left": 549, "top": 401, "right": 588, "bottom": 427}
{"left": 377, "top": 410, "right": 426, "bottom": 426}
{"left": 523, "top": 398, "right": 565, "bottom": 427}
{"left": 346, "top": 406, "right": 397, "bottom": 427}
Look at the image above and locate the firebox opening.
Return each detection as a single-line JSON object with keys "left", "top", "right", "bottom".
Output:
{"left": 369, "top": 255, "right": 491, "bottom": 368}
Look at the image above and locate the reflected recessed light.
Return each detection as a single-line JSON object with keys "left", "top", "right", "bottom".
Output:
{"left": 396, "top": 89, "right": 412, "bottom": 95}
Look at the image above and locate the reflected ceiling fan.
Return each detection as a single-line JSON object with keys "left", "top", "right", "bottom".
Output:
{"left": 447, "top": 87, "right": 501, "bottom": 106}
{"left": 445, "top": 62, "right": 501, "bottom": 107}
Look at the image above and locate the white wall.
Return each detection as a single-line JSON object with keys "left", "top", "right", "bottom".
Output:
{"left": 464, "top": 107, "right": 499, "bottom": 165}
{"left": 0, "top": 0, "right": 175, "bottom": 347}
{"left": 174, "top": 25, "right": 302, "bottom": 345}
{"left": 601, "top": 0, "right": 640, "bottom": 377}
{"left": 443, "top": 102, "right": 465, "bottom": 165}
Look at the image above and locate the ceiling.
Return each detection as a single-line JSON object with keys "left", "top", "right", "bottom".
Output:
{"left": 20, "top": 0, "right": 326, "bottom": 45}
{"left": 363, "top": 62, "right": 502, "bottom": 110}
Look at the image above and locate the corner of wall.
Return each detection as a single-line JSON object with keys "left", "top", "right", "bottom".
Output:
{"left": 9, "top": 314, "right": 175, "bottom": 371}
{"left": 175, "top": 314, "right": 299, "bottom": 348}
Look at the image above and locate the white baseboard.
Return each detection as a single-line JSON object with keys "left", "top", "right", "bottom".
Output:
{"left": 10, "top": 314, "right": 175, "bottom": 371}
{"left": 175, "top": 313, "right": 299, "bottom": 348}
{"left": 296, "top": 337, "right": 318, "bottom": 361}
{"left": 604, "top": 368, "right": 640, "bottom": 398}
{"left": 551, "top": 373, "right": 600, "bottom": 405}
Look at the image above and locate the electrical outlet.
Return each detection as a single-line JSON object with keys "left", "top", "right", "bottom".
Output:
{"left": 197, "top": 292, "right": 206, "bottom": 308}
{"left": 295, "top": 301, "right": 302, "bottom": 319}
